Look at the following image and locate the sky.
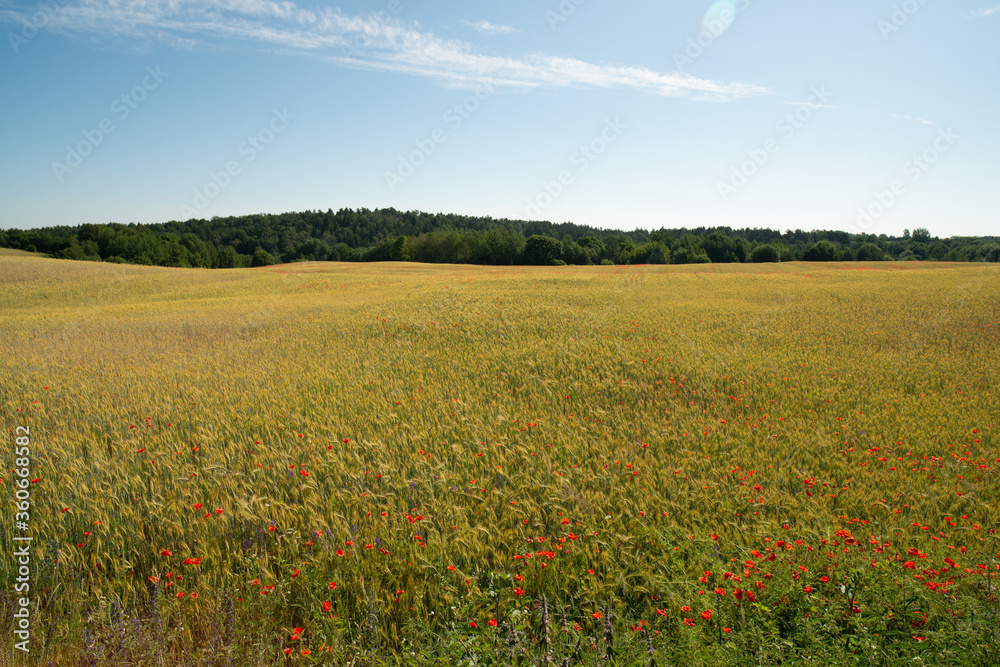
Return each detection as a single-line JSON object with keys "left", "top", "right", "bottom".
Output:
{"left": 1, "top": 0, "right": 998, "bottom": 238}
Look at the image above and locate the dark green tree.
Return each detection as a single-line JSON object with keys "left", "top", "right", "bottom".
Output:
{"left": 390, "top": 236, "right": 410, "bottom": 261}
{"left": 217, "top": 246, "right": 240, "bottom": 268}
{"left": 750, "top": 244, "right": 780, "bottom": 263}
{"left": 803, "top": 240, "right": 838, "bottom": 261}
{"left": 856, "top": 243, "right": 884, "bottom": 261}
{"left": 523, "top": 235, "right": 562, "bottom": 265}
{"left": 251, "top": 248, "right": 276, "bottom": 267}
{"left": 702, "top": 231, "right": 747, "bottom": 263}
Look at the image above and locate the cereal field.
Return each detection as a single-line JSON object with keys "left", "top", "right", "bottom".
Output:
{"left": 1, "top": 250, "right": 998, "bottom": 665}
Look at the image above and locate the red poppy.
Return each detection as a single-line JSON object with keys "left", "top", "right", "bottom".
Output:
{"left": 701, "top": 610, "right": 712, "bottom": 621}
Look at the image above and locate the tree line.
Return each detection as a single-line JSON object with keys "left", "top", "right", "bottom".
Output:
{"left": 1, "top": 208, "right": 997, "bottom": 268}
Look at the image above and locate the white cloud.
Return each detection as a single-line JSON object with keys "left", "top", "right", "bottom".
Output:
{"left": 1, "top": 0, "right": 767, "bottom": 100}
{"left": 973, "top": 4, "right": 1000, "bottom": 16}
{"left": 783, "top": 101, "right": 836, "bottom": 109}
{"left": 461, "top": 19, "right": 518, "bottom": 35}
{"left": 891, "top": 114, "right": 934, "bottom": 126}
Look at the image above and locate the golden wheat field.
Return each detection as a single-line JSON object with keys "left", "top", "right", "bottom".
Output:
{"left": 1, "top": 250, "right": 999, "bottom": 665}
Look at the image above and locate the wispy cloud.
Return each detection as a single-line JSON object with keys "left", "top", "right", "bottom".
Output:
{"left": 783, "top": 101, "right": 836, "bottom": 109}
{"left": 461, "top": 19, "right": 518, "bottom": 35}
{"left": 973, "top": 4, "right": 1000, "bottom": 16}
{"left": 0, "top": 0, "right": 767, "bottom": 100}
{"left": 891, "top": 113, "right": 934, "bottom": 126}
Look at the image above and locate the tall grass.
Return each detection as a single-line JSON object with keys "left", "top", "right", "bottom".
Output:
{"left": 1, "top": 252, "right": 998, "bottom": 665}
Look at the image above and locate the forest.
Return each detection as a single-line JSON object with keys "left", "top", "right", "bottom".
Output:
{"left": 1, "top": 207, "right": 997, "bottom": 268}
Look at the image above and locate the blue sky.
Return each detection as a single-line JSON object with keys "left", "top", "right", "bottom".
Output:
{"left": 1, "top": 0, "right": 997, "bottom": 237}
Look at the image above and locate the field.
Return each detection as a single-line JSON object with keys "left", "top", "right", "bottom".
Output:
{"left": 1, "top": 251, "right": 999, "bottom": 666}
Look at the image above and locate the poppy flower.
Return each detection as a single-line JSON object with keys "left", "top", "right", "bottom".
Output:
{"left": 161, "top": 549, "right": 172, "bottom": 556}
{"left": 322, "top": 601, "right": 332, "bottom": 612}
{"left": 487, "top": 619, "right": 497, "bottom": 627}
